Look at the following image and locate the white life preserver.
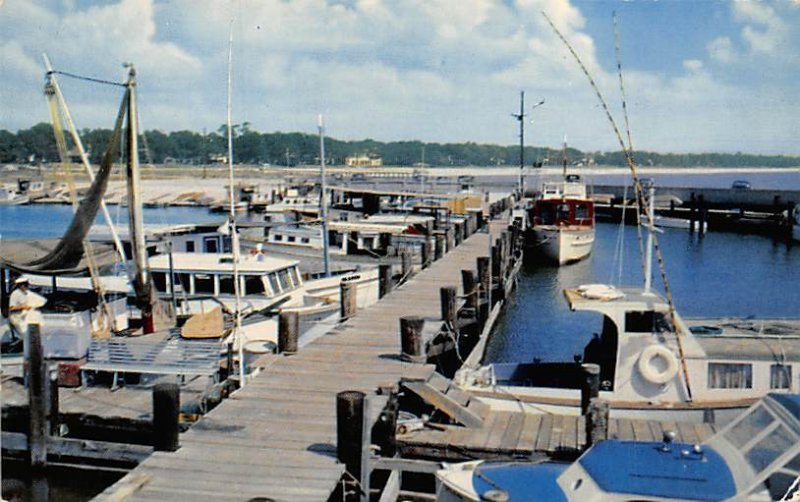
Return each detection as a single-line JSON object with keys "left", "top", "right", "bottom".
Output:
{"left": 637, "top": 345, "right": 679, "bottom": 385}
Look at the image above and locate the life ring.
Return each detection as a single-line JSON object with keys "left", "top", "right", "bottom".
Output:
{"left": 637, "top": 345, "right": 679, "bottom": 384}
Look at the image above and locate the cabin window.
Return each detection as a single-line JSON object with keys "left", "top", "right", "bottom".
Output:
{"left": 194, "top": 274, "right": 215, "bottom": 295}
{"left": 218, "top": 275, "right": 236, "bottom": 295}
{"left": 724, "top": 404, "right": 773, "bottom": 448}
{"left": 770, "top": 364, "right": 792, "bottom": 389}
{"left": 363, "top": 237, "right": 374, "bottom": 249}
{"left": 290, "top": 267, "right": 301, "bottom": 287}
{"left": 287, "top": 236, "right": 296, "bottom": 243}
{"left": 575, "top": 203, "right": 590, "bottom": 221}
{"left": 301, "top": 237, "right": 310, "bottom": 244}
{"left": 176, "top": 273, "right": 191, "bottom": 293}
{"left": 152, "top": 272, "right": 167, "bottom": 292}
{"left": 203, "top": 237, "right": 219, "bottom": 253}
{"left": 557, "top": 203, "right": 571, "bottom": 221}
{"left": 746, "top": 425, "right": 795, "bottom": 473}
{"left": 245, "top": 276, "right": 265, "bottom": 295}
{"left": 708, "top": 362, "right": 752, "bottom": 389}
{"left": 625, "top": 311, "right": 657, "bottom": 333}
{"left": 222, "top": 236, "right": 232, "bottom": 253}
{"left": 278, "top": 269, "right": 291, "bottom": 290}
{"left": 185, "top": 241, "right": 195, "bottom": 253}
{"left": 268, "top": 273, "right": 281, "bottom": 293}
{"left": 274, "top": 235, "right": 283, "bottom": 242}
{"left": 538, "top": 204, "right": 555, "bottom": 225}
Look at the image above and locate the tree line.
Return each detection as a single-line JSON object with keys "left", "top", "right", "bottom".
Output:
{"left": 1, "top": 123, "right": 797, "bottom": 168}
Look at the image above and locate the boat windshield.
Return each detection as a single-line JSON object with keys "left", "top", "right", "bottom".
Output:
{"left": 717, "top": 396, "right": 800, "bottom": 498}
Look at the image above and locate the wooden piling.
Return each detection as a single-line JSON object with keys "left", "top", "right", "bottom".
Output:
{"left": 379, "top": 264, "right": 393, "bottom": 298}
{"left": 152, "top": 382, "right": 180, "bottom": 452}
{"left": 336, "top": 390, "right": 366, "bottom": 501}
{"left": 278, "top": 311, "right": 299, "bottom": 354}
{"left": 477, "top": 256, "right": 490, "bottom": 299}
{"left": 28, "top": 324, "right": 47, "bottom": 469}
{"left": 49, "top": 366, "right": 59, "bottom": 436}
{"left": 440, "top": 286, "right": 457, "bottom": 325}
{"left": 580, "top": 363, "right": 600, "bottom": 416}
{"left": 340, "top": 281, "right": 357, "bottom": 320}
{"left": 401, "top": 249, "right": 413, "bottom": 279}
{"left": 445, "top": 228, "right": 455, "bottom": 252}
{"left": 586, "top": 398, "right": 609, "bottom": 448}
{"left": 421, "top": 238, "right": 432, "bottom": 269}
{"left": 434, "top": 235, "right": 445, "bottom": 261}
{"left": 461, "top": 270, "right": 478, "bottom": 310}
{"left": 224, "top": 342, "right": 234, "bottom": 379}
{"left": 399, "top": 316, "right": 426, "bottom": 363}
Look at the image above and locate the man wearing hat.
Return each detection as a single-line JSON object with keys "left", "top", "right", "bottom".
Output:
{"left": 8, "top": 277, "right": 46, "bottom": 342}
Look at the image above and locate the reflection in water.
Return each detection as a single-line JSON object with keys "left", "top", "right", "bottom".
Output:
{"left": 487, "top": 222, "right": 799, "bottom": 364}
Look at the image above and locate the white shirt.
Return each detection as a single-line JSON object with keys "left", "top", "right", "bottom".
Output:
{"left": 9, "top": 287, "right": 47, "bottom": 328}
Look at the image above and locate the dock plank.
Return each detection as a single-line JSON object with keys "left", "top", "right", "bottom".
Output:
{"left": 95, "top": 223, "right": 497, "bottom": 501}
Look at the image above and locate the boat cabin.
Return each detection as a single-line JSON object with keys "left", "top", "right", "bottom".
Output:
{"left": 480, "top": 284, "right": 800, "bottom": 422}
{"left": 532, "top": 199, "right": 594, "bottom": 227}
{"left": 148, "top": 253, "right": 303, "bottom": 305}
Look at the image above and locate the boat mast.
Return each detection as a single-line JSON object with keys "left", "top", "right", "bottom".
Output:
{"left": 42, "top": 54, "right": 129, "bottom": 269}
{"left": 226, "top": 22, "right": 245, "bottom": 386}
{"left": 644, "top": 184, "right": 655, "bottom": 293}
{"left": 124, "top": 65, "right": 154, "bottom": 333}
{"left": 318, "top": 114, "right": 331, "bottom": 278}
{"left": 515, "top": 91, "right": 525, "bottom": 197}
{"left": 561, "top": 135, "right": 568, "bottom": 179}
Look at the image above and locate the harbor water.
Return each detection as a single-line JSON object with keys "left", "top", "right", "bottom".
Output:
{"left": 487, "top": 221, "right": 800, "bottom": 363}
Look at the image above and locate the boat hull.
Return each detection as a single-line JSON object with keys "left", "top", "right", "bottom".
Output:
{"left": 533, "top": 225, "right": 594, "bottom": 265}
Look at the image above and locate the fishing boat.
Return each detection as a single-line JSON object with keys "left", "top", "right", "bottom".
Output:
{"left": 530, "top": 173, "right": 595, "bottom": 265}
{"left": 460, "top": 281, "right": 800, "bottom": 424}
{"left": 0, "top": 184, "right": 29, "bottom": 205}
{"left": 436, "top": 392, "right": 800, "bottom": 501}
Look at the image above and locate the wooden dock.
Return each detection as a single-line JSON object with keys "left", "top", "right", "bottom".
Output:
{"left": 94, "top": 219, "right": 509, "bottom": 501}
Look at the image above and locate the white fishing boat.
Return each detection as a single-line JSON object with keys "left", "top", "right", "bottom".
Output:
{"left": 436, "top": 393, "right": 800, "bottom": 501}
{"left": 0, "top": 184, "right": 29, "bottom": 205}
{"left": 530, "top": 174, "right": 595, "bottom": 265}
{"left": 460, "top": 281, "right": 800, "bottom": 424}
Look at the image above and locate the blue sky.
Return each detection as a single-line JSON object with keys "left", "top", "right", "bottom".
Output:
{"left": 1, "top": 0, "right": 799, "bottom": 155}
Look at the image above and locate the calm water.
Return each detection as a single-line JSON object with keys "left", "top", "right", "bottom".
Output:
{"left": 0, "top": 204, "right": 221, "bottom": 241}
{"left": 487, "top": 222, "right": 800, "bottom": 363}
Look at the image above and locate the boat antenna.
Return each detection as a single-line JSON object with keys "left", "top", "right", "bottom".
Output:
{"left": 542, "top": 11, "right": 694, "bottom": 401}
{"left": 318, "top": 114, "right": 331, "bottom": 278}
{"left": 225, "top": 19, "right": 245, "bottom": 387}
{"left": 511, "top": 90, "right": 526, "bottom": 198}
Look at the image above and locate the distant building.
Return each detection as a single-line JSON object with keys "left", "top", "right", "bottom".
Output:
{"left": 345, "top": 154, "right": 383, "bottom": 167}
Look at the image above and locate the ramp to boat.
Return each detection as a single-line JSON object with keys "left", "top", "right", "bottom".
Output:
{"left": 94, "top": 225, "right": 499, "bottom": 501}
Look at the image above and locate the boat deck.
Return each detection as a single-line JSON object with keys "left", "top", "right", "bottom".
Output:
{"left": 94, "top": 220, "right": 503, "bottom": 501}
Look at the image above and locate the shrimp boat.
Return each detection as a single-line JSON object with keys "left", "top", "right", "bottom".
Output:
{"left": 530, "top": 174, "right": 595, "bottom": 265}
{"left": 436, "top": 393, "right": 800, "bottom": 501}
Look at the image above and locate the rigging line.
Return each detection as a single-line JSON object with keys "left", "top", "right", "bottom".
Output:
{"left": 47, "top": 70, "right": 126, "bottom": 88}
{"left": 542, "top": 11, "right": 694, "bottom": 401}
{"left": 614, "top": 12, "right": 647, "bottom": 280}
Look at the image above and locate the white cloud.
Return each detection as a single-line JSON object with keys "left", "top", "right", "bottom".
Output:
{"left": 0, "top": 0, "right": 798, "bottom": 154}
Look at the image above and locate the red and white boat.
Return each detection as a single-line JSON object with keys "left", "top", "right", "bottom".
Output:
{"left": 530, "top": 174, "right": 595, "bottom": 265}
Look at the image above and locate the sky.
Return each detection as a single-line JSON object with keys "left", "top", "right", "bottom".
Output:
{"left": 1, "top": 0, "right": 799, "bottom": 155}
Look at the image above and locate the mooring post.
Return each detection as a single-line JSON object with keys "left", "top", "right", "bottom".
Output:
{"left": 152, "top": 382, "right": 180, "bottom": 452}
{"left": 378, "top": 263, "right": 393, "bottom": 298}
{"left": 434, "top": 235, "right": 445, "bottom": 261}
{"left": 421, "top": 238, "right": 432, "bottom": 269}
{"left": 446, "top": 227, "right": 455, "bottom": 252}
{"left": 454, "top": 221, "right": 463, "bottom": 246}
{"left": 689, "top": 192, "right": 697, "bottom": 232}
{"left": 440, "top": 286, "right": 457, "bottom": 326}
{"left": 336, "top": 390, "right": 366, "bottom": 502}
{"left": 278, "top": 311, "right": 299, "bottom": 354}
{"left": 340, "top": 281, "right": 357, "bottom": 320}
{"left": 477, "top": 256, "right": 490, "bottom": 299}
{"left": 28, "top": 324, "right": 47, "bottom": 469}
{"left": 400, "top": 248, "right": 413, "bottom": 280}
{"left": 224, "top": 341, "right": 234, "bottom": 379}
{"left": 461, "top": 270, "right": 478, "bottom": 310}
{"left": 786, "top": 201, "right": 796, "bottom": 239}
{"left": 49, "top": 366, "right": 59, "bottom": 436}
{"left": 586, "top": 398, "right": 609, "bottom": 449}
{"left": 399, "top": 316, "right": 426, "bottom": 363}
{"left": 698, "top": 194, "right": 707, "bottom": 232}
{"left": 580, "top": 363, "right": 601, "bottom": 416}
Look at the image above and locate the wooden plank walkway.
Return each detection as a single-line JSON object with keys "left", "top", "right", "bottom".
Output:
{"left": 398, "top": 410, "right": 717, "bottom": 460}
{"left": 95, "top": 226, "right": 499, "bottom": 501}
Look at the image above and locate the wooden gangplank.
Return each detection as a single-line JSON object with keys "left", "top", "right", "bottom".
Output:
{"left": 95, "top": 226, "right": 499, "bottom": 502}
